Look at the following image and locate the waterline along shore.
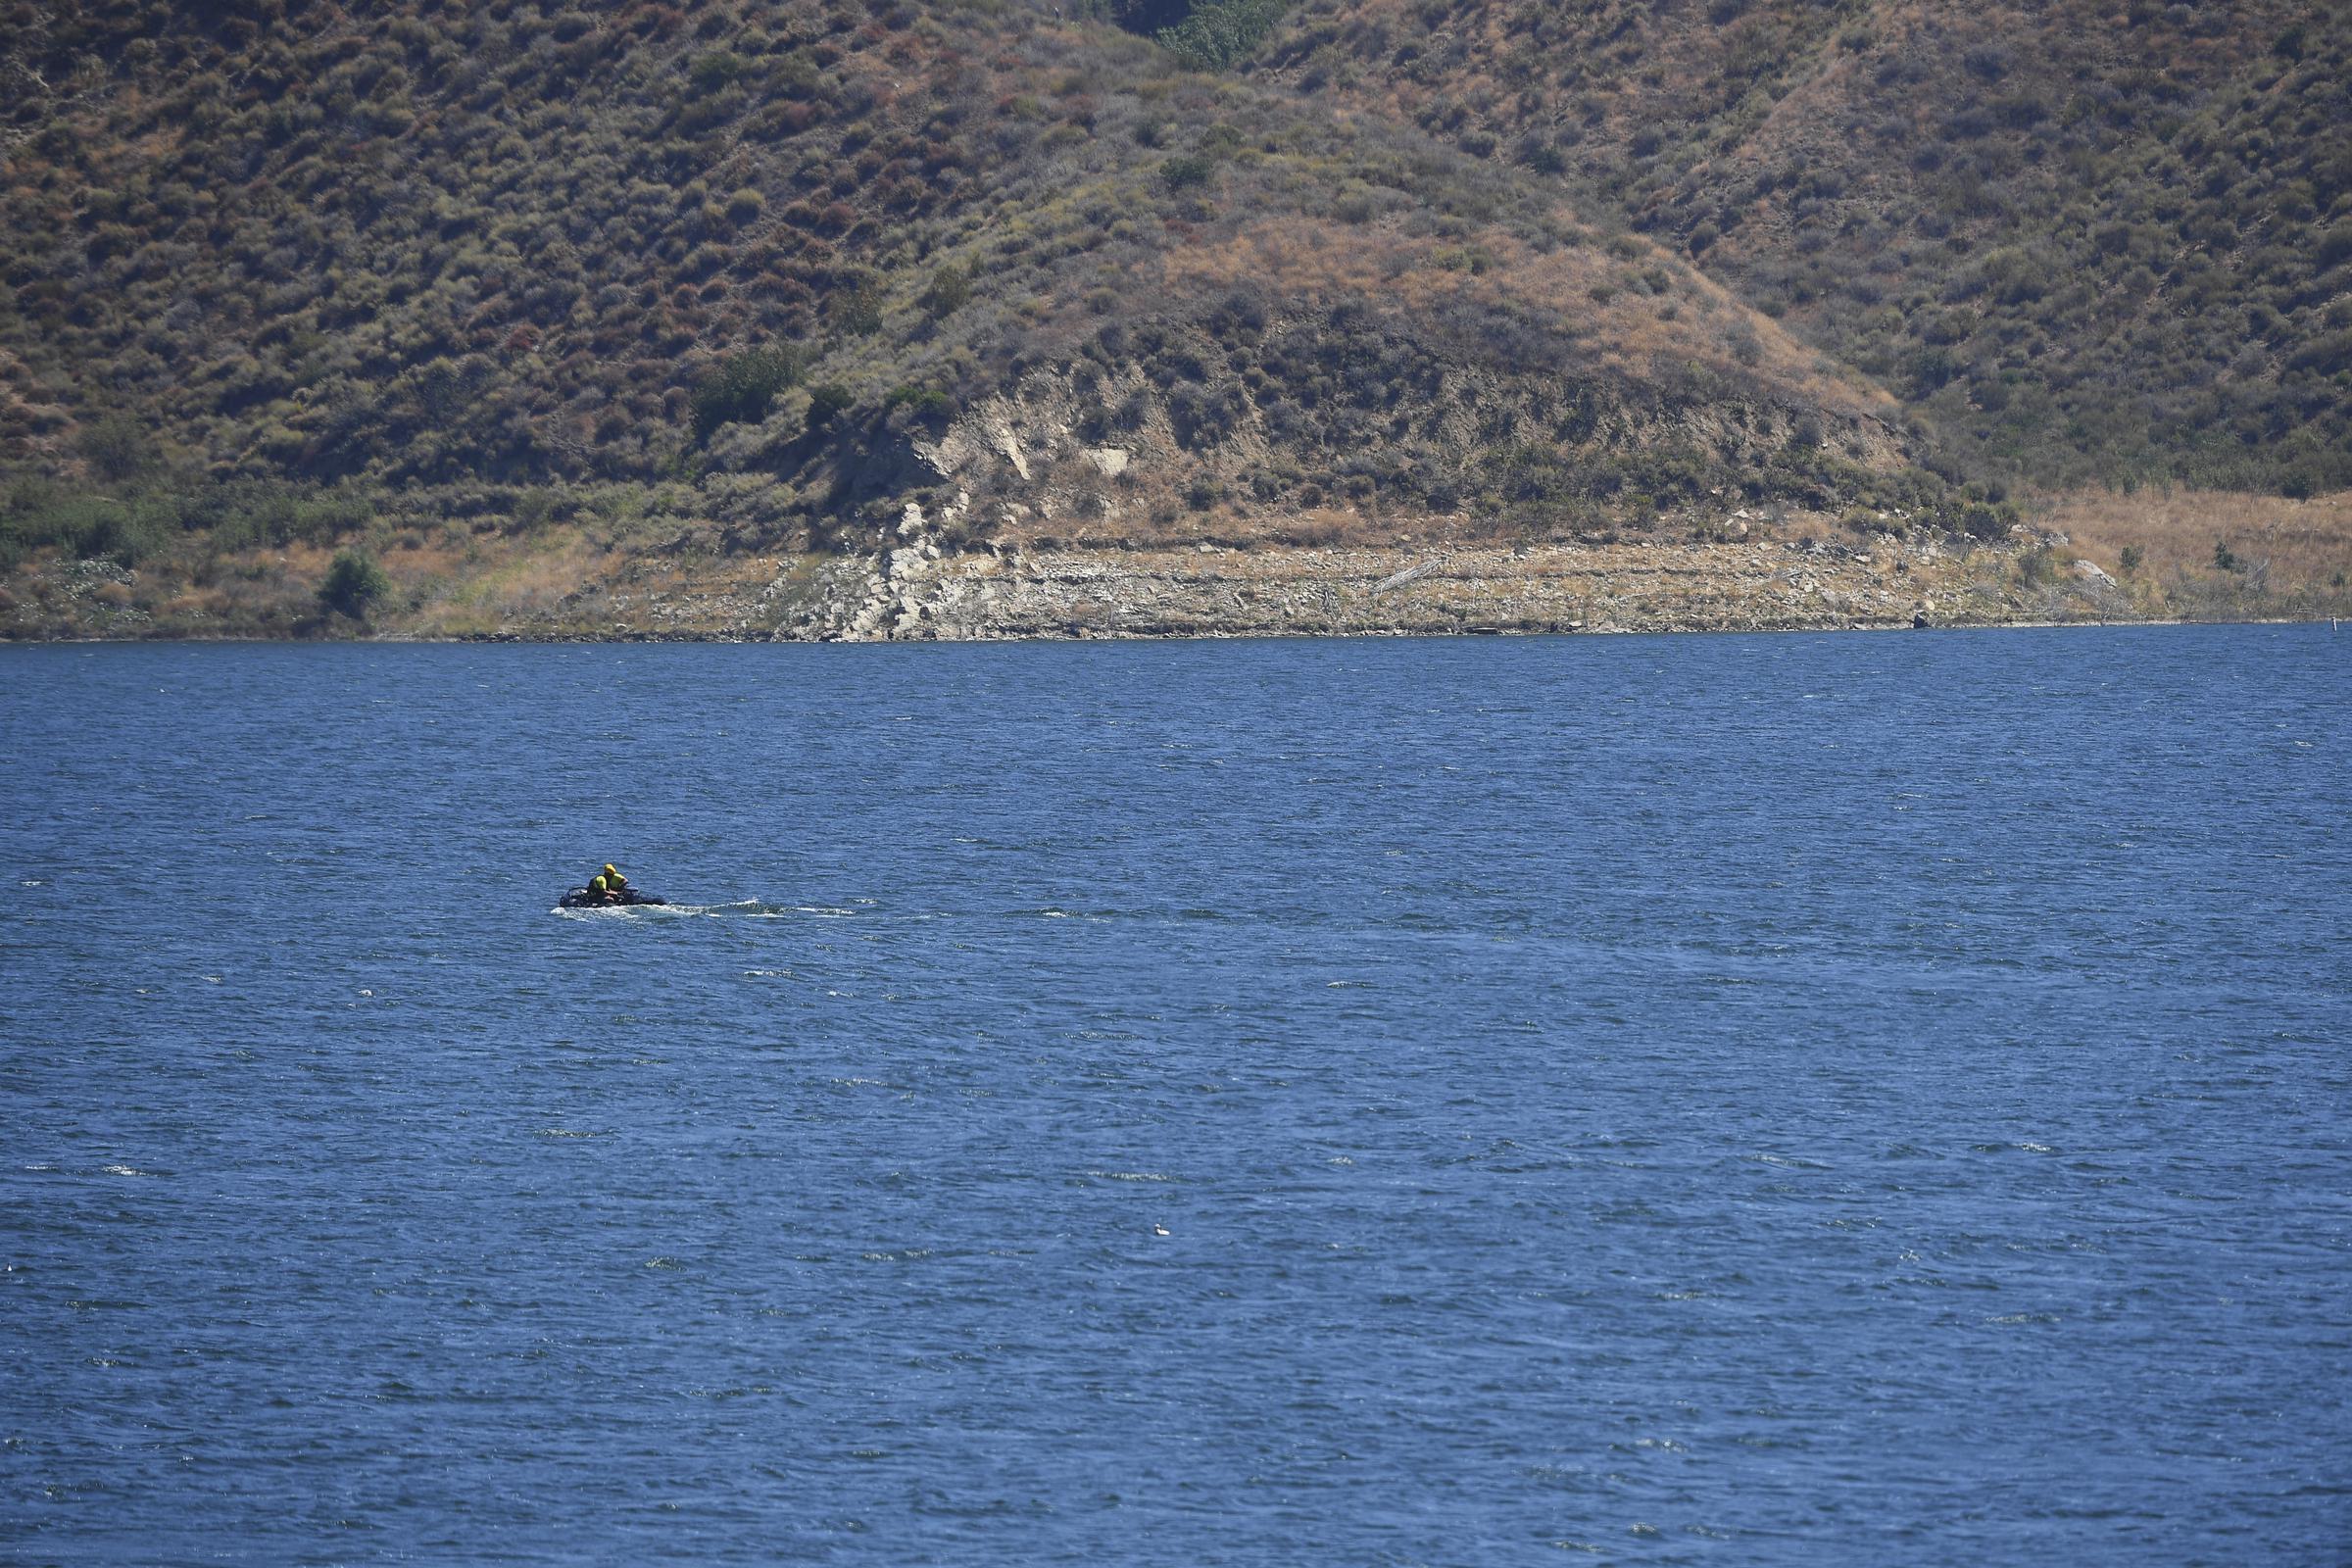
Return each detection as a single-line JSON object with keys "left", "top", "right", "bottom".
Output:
{"left": 7, "top": 499, "right": 2349, "bottom": 642}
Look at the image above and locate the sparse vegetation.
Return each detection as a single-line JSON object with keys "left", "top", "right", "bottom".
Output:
{"left": 1252, "top": 0, "right": 2352, "bottom": 497}
{"left": 0, "top": 0, "right": 2346, "bottom": 639}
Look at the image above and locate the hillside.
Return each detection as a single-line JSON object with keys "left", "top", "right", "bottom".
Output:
{"left": 1250, "top": 0, "right": 2352, "bottom": 496}
{"left": 0, "top": 3, "right": 1943, "bottom": 556}
{"left": 0, "top": 0, "right": 2346, "bottom": 638}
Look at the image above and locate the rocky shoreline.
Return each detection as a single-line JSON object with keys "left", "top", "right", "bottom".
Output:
{"left": 760, "top": 533, "right": 2118, "bottom": 642}
{"left": 10, "top": 525, "right": 2322, "bottom": 643}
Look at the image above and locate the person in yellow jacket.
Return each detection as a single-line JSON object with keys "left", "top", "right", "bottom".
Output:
{"left": 586, "top": 863, "right": 628, "bottom": 903}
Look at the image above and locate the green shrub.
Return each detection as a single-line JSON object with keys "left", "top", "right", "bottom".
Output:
{"left": 0, "top": 481, "right": 178, "bottom": 566}
{"left": 917, "top": 263, "right": 972, "bottom": 318}
{"left": 76, "top": 416, "right": 158, "bottom": 484}
{"left": 319, "top": 549, "right": 390, "bottom": 617}
{"left": 512, "top": 488, "right": 558, "bottom": 530}
{"left": 691, "top": 345, "right": 808, "bottom": 441}
{"left": 806, "top": 382, "right": 854, "bottom": 428}
{"left": 1157, "top": 0, "right": 1292, "bottom": 71}
{"left": 832, "top": 280, "right": 884, "bottom": 336}
{"left": 1955, "top": 502, "right": 2011, "bottom": 541}
{"left": 2287, "top": 330, "right": 2352, "bottom": 376}
{"left": 1160, "top": 154, "right": 1215, "bottom": 191}
{"left": 687, "top": 51, "right": 747, "bottom": 93}
{"left": 884, "top": 384, "right": 955, "bottom": 425}
{"left": 187, "top": 480, "right": 369, "bottom": 551}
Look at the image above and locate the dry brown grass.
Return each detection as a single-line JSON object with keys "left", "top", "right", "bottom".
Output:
{"left": 2046, "top": 488, "right": 2352, "bottom": 596}
{"left": 202, "top": 566, "right": 313, "bottom": 632}
{"left": 1151, "top": 213, "right": 1886, "bottom": 425}
{"left": 1154, "top": 215, "right": 1415, "bottom": 302}
{"left": 405, "top": 528, "right": 612, "bottom": 627}
{"left": 154, "top": 587, "right": 227, "bottom": 618}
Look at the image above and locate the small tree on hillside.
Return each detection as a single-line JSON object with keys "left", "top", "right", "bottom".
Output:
{"left": 691, "top": 345, "right": 808, "bottom": 442}
{"left": 918, "top": 263, "right": 972, "bottom": 318}
{"left": 319, "top": 549, "right": 390, "bottom": 618}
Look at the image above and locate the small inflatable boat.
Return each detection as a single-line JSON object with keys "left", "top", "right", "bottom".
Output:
{"left": 558, "top": 886, "right": 669, "bottom": 908}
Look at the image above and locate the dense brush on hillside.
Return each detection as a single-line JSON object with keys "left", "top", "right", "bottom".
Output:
{"left": 1, "top": 0, "right": 1978, "bottom": 579}
{"left": 1252, "top": 0, "right": 2352, "bottom": 496}
{"left": 5, "top": 0, "right": 2348, "bottom": 612}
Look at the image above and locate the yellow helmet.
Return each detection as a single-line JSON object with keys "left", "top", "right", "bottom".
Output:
{"left": 603, "top": 863, "right": 619, "bottom": 877}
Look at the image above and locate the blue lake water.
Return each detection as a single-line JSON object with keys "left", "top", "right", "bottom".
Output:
{"left": 4, "top": 626, "right": 2349, "bottom": 1565}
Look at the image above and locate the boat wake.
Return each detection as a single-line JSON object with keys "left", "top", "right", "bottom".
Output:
{"left": 550, "top": 899, "right": 865, "bottom": 920}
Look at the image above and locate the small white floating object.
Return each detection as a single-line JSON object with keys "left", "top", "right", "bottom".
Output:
{"left": 1152, "top": 1224, "right": 1170, "bottom": 1237}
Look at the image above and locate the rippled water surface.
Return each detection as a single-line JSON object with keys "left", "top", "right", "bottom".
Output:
{"left": 5, "top": 627, "right": 2350, "bottom": 1565}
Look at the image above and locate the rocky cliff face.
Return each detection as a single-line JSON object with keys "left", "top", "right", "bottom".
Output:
{"left": 763, "top": 527, "right": 2116, "bottom": 643}
{"left": 864, "top": 341, "right": 1914, "bottom": 558}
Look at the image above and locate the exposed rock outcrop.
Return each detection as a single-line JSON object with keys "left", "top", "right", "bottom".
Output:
{"left": 760, "top": 531, "right": 2036, "bottom": 642}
